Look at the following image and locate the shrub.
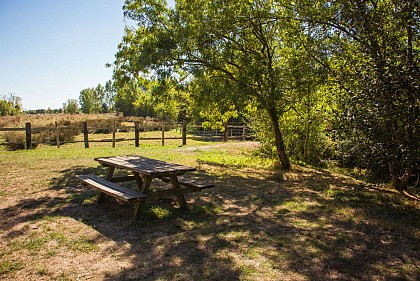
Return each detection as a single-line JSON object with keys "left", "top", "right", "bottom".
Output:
{"left": 3, "top": 131, "right": 38, "bottom": 150}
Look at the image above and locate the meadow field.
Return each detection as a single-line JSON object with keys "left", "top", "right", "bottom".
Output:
{"left": 0, "top": 132, "right": 419, "bottom": 280}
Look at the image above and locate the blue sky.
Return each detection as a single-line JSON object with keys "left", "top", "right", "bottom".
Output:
{"left": 0, "top": 0, "right": 165, "bottom": 110}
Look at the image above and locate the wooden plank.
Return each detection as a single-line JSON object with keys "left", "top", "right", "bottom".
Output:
{"left": 77, "top": 174, "right": 146, "bottom": 202}
{"left": 94, "top": 155, "right": 196, "bottom": 176}
{"left": 0, "top": 128, "right": 26, "bottom": 132}
{"left": 110, "top": 175, "right": 136, "bottom": 182}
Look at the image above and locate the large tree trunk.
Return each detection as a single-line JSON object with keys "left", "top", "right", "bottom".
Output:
{"left": 267, "top": 107, "right": 291, "bottom": 170}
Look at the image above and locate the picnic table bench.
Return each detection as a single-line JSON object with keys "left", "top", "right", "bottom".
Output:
{"left": 77, "top": 155, "right": 214, "bottom": 220}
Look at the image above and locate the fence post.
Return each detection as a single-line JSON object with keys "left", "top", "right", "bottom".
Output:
{"left": 83, "top": 122, "right": 89, "bottom": 148}
{"left": 161, "top": 122, "right": 165, "bottom": 146}
{"left": 25, "top": 122, "right": 32, "bottom": 149}
{"left": 242, "top": 124, "right": 246, "bottom": 141}
{"left": 112, "top": 121, "right": 116, "bottom": 148}
{"left": 182, "top": 120, "right": 187, "bottom": 146}
{"left": 55, "top": 121, "right": 60, "bottom": 148}
{"left": 223, "top": 122, "right": 228, "bottom": 142}
{"left": 134, "top": 121, "right": 140, "bottom": 147}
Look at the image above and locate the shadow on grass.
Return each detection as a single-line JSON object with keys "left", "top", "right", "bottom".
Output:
{"left": 1, "top": 162, "right": 419, "bottom": 280}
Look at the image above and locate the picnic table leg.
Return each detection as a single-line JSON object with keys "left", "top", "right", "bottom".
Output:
{"left": 169, "top": 175, "right": 188, "bottom": 209}
{"left": 133, "top": 201, "right": 141, "bottom": 220}
{"left": 132, "top": 175, "right": 152, "bottom": 220}
{"left": 97, "top": 166, "right": 115, "bottom": 203}
{"left": 134, "top": 172, "right": 143, "bottom": 191}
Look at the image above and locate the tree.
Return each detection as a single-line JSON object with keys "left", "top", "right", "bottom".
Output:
{"left": 114, "top": 79, "right": 144, "bottom": 116}
{"left": 79, "top": 88, "right": 100, "bottom": 114}
{"left": 95, "top": 84, "right": 106, "bottom": 113}
{"left": 297, "top": 0, "right": 419, "bottom": 189}
{"left": 114, "top": 0, "right": 323, "bottom": 169}
{"left": 62, "top": 99, "right": 80, "bottom": 114}
{"left": 0, "top": 93, "right": 22, "bottom": 116}
{"left": 104, "top": 80, "right": 116, "bottom": 113}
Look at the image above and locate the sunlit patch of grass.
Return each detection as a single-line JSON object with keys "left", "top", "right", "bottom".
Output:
{"left": 196, "top": 144, "right": 272, "bottom": 170}
{"left": 0, "top": 260, "right": 24, "bottom": 275}
{"left": 243, "top": 246, "right": 260, "bottom": 259}
{"left": 47, "top": 231, "right": 67, "bottom": 243}
{"left": 45, "top": 250, "right": 58, "bottom": 257}
{"left": 36, "top": 266, "right": 49, "bottom": 276}
{"left": 67, "top": 193, "right": 96, "bottom": 204}
{"left": 68, "top": 237, "right": 99, "bottom": 253}
{"left": 277, "top": 199, "right": 312, "bottom": 213}
{"left": 149, "top": 205, "right": 171, "bottom": 219}
{"left": 192, "top": 203, "right": 224, "bottom": 215}
{"left": 372, "top": 260, "right": 419, "bottom": 280}
{"left": 238, "top": 264, "right": 258, "bottom": 280}
{"left": 11, "top": 235, "right": 48, "bottom": 252}
{"left": 288, "top": 218, "right": 321, "bottom": 229}
{"left": 334, "top": 206, "right": 359, "bottom": 223}
{"left": 219, "top": 230, "right": 251, "bottom": 243}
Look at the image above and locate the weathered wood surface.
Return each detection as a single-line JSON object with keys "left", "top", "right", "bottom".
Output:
{"left": 77, "top": 174, "right": 146, "bottom": 202}
{"left": 94, "top": 155, "right": 196, "bottom": 176}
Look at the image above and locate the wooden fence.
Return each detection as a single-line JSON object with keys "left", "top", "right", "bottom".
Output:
{"left": 0, "top": 121, "right": 253, "bottom": 149}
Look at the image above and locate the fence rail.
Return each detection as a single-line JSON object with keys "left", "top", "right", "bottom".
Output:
{"left": 0, "top": 121, "right": 253, "bottom": 149}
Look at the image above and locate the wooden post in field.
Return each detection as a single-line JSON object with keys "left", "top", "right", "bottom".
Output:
{"left": 112, "top": 121, "right": 116, "bottom": 148}
{"left": 182, "top": 120, "right": 187, "bottom": 146}
{"left": 161, "top": 122, "right": 165, "bottom": 146}
{"left": 223, "top": 122, "right": 228, "bottom": 142}
{"left": 55, "top": 121, "right": 60, "bottom": 148}
{"left": 83, "top": 121, "right": 89, "bottom": 148}
{"left": 134, "top": 121, "right": 140, "bottom": 147}
{"left": 242, "top": 124, "right": 246, "bottom": 141}
{"left": 25, "top": 122, "right": 32, "bottom": 149}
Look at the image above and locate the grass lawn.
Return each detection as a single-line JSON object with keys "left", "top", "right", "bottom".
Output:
{"left": 0, "top": 138, "right": 419, "bottom": 280}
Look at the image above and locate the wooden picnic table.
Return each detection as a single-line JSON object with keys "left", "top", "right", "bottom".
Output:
{"left": 77, "top": 155, "right": 214, "bottom": 220}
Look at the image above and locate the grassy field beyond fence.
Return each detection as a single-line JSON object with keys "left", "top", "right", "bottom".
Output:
{"left": 0, "top": 138, "right": 419, "bottom": 280}
{"left": 0, "top": 114, "right": 253, "bottom": 150}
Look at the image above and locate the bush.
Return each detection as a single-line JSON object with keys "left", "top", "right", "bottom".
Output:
{"left": 3, "top": 131, "right": 38, "bottom": 150}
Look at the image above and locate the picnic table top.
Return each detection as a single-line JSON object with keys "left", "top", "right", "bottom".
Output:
{"left": 94, "top": 155, "right": 196, "bottom": 176}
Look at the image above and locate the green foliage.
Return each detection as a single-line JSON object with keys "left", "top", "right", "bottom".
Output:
{"left": 111, "top": 0, "right": 418, "bottom": 181}
{"left": 79, "top": 88, "right": 100, "bottom": 114}
{"left": 62, "top": 99, "right": 80, "bottom": 114}
{"left": 0, "top": 260, "right": 23, "bottom": 275}
{"left": 116, "top": 0, "right": 324, "bottom": 169}
{"left": 0, "top": 93, "right": 22, "bottom": 116}
{"left": 79, "top": 80, "right": 116, "bottom": 114}
{"left": 310, "top": 0, "right": 420, "bottom": 182}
